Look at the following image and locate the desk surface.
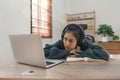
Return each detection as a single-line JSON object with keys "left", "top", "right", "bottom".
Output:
{"left": 0, "top": 55, "right": 120, "bottom": 80}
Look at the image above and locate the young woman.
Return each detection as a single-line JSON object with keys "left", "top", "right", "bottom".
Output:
{"left": 44, "top": 24, "right": 110, "bottom": 61}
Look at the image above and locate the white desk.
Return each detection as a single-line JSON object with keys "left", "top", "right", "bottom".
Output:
{"left": 0, "top": 55, "right": 120, "bottom": 80}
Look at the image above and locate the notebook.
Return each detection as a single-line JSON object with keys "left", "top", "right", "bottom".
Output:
{"left": 66, "top": 56, "right": 106, "bottom": 62}
{"left": 9, "top": 34, "right": 63, "bottom": 68}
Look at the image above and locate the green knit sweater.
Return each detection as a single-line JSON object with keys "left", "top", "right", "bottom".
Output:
{"left": 44, "top": 38, "right": 110, "bottom": 61}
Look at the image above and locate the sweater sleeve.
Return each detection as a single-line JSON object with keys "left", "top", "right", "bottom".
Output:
{"left": 76, "top": 38, "right": 110, "bottom": 61}
{"left": 44, "top": 40, "right": 70, "bottom": 59}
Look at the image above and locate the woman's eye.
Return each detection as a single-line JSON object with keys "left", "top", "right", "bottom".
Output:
{"left": 69, "top": 40, "right": 73, "bottom": 43}
{"left": 64, "top": 38, "right": 67, "bottom": 41}
{"left": 65, "top": 38, "right": 67, "bottom": 40}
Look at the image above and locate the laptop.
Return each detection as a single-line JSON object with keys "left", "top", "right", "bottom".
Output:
{"left": 9, "top": 34, "right": 63, "bottom": 68}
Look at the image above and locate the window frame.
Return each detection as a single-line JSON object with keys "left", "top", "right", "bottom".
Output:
{"left": 31, "top": 0, "right": 52, "bottom": 38}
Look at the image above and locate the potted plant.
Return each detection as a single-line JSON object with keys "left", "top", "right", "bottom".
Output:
{"left": 112, "top": 35, "right": 119, "bottom": 41}
{"left": 96, "top": 24, "right": 114, "bottom": 42}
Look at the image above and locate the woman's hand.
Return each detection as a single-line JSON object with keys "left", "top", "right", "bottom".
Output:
{"left": 70, "top": 49, "right": 80, "bottom": 56}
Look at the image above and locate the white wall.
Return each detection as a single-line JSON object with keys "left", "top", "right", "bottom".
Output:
{"left": 0, "top": 0, "right": 30, "bottom": 63}
{"left": 66, "top": 0, "right": 120, "bottom": 40}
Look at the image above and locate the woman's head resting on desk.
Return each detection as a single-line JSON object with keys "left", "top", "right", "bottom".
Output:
{"left": 61, "top": 24, "right": 85, "bottom": 50}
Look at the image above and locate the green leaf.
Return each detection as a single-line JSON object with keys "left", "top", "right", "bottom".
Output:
{"left": 96, "top": 24, "right": 114, "bottom": 37}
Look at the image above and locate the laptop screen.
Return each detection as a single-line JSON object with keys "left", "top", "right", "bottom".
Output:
{"left": 9, "top": 34, "right": 63, "bottom": 68}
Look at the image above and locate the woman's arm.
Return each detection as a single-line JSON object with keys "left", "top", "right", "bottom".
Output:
{"left": 44, "top": 40, "right": 70, "bottom": 59}
{"left": 77, "top": 38, "right": 110, "bottom": 61}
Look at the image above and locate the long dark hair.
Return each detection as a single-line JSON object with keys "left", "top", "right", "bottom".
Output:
{"left": 61, "top": 24, "right": 85, "bottom": 46}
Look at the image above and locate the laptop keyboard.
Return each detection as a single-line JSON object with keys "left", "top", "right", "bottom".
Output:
{"left": 46, "top": 61, "right": 55, "bottom": 65}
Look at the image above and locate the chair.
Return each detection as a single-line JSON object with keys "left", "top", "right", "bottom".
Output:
{"left": 79, "top": 24, "right": 95, "bottom": 43}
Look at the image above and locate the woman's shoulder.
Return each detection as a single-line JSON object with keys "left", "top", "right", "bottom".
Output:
{"left": 83, "top": 38, "right": 92, "bottom": 44}
{"left": 82, "top": 38, "right": 94, "bottom": 47}
{"left": 83, "top": 38, "right": 104, "bottom": 49}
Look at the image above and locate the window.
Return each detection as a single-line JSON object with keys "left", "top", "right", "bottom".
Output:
{"left": 31, "top": 0, "right": 52, "bottom": 38}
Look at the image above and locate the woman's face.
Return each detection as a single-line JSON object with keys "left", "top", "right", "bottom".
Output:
{"left": 63, "top": 32, "right": 77, "bottom": 50}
